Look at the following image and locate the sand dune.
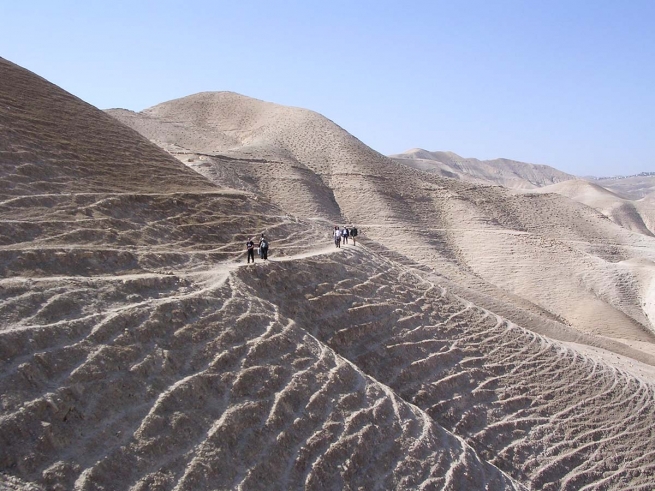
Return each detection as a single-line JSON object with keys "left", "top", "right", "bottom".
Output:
{"left": 390, "top": 148, "right": 575, "bottom": 189}
{"left": 3, "top": 59, "right": 655, "bottom": 489}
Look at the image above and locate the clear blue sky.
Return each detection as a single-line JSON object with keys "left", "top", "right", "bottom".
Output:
{"left": 1, "top": 1, "right": 653, "bottom": 176}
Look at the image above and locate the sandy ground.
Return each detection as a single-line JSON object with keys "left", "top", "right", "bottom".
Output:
{"left": 2, "top": 58, "right": 655, "bottom": 489}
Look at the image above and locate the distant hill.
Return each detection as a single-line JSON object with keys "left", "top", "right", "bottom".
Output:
{"left": 590, "top": 171, "right": 655, "bottom": 180}
{"left": 588, "top": 174, "right": 655, "bottom": 200}
{"left": 390, "top": 148, "right": 655, "bottom": 236}
{"left": 390, "top": 148, "right": 575, "bottom": 189}
{"left": 530, "top": 179, "right": 655, "bottom": 236}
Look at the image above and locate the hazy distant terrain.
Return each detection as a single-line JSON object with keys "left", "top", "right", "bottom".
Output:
{"left": 390, "top": 148, "right": 654, "bottom": 239}
{"left": 529, "top": 180, "right": 655, "bottom": 236}
{"left": 389, "top": 148, "right": 575, "bottom": 189}
{"left": 2, "top": 57, "right": 655, "bottom": 490}
{"left": 592, "top": 174, "right": 655, "bottom": 200}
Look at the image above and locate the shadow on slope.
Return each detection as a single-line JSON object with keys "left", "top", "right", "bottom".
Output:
{"left": 0, "top": 57, "right": 213, "bottom": 197}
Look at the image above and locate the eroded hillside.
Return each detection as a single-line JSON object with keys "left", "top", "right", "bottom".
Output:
{"left": 530, "top": 180, "right": 655, "bottom": 237}
{"left": 2, "top": 58, "right": 655, "bottom": 490}
{"left": 109, "top": 93, "right": 655, "bottom": 360}
{"left": 0, "top": 58, "right": 212, "bottom": 196}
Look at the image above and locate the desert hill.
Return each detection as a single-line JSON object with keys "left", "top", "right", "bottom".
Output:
{"left": 593, "top": 174, "right": 655, "bottom": 200}
{"left": 0, "top": 57, "right": 213, "bottom": 197}
{"left": 110, "top": 93, "right": 655, "bottom": 354}
{"left": 1, "top": 60, "right": 525, "bottom": 490}
{"left": 389, "top": 148, "right": 575, "bottom": 189}
{"left": 2, "top": 59, "right": 655, "bottom": 489}
{"left": 530, "top": 179, "right": 655, "bottom": 236}
{"left": 390, "top": 148, "right": 655, "bottom": 238}
{"left": 108, "top": 91, "right": 391, "bottom": 220}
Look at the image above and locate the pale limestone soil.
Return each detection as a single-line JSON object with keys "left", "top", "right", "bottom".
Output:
{"left": 0, "top": 247, "right": 522, "bottom": 491}
{"left": 529, "top": 180, "right": 655, "bottom": 237}
{"left": 108, "top": 93, "right": 655, "bottom": 361}
{"left": 389, "top": 149, "right": 575, "bottom": 189}
{"left": 245, "top": 247, "right": 655, "bottom": 491}
{"left": 0, "top": 58, "right": 213, "bottom": 197}
{"left": 353, "top": 178, "right": 655, "bottom": 345}
{"left": 0, "top": 60, "right": 532, "bottom": 490}
{"left": 0, "top": 191, "right": 327, "bottom": 279}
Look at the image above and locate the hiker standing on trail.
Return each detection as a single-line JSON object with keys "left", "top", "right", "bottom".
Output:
{"left": 341, "top": 226, "right": 349, "bottom": 245}
{"left": 259, "top": 234, "right": 269, "bottom": 260}
{"left": 350, "top": 225, "right": 358, "bottom": 246}
{"left": 334, "top": 226, "right": 341, "bottom": 248}
{"left": 246, "top": 237, "right": 255, "bottom": 264}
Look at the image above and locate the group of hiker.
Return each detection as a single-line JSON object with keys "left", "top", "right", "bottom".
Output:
{"left": 246, "top": 234, "right": 269, "bottom": 264}
{"left": 245, "top": 225, "right": 360, "bottom": 263}
{"left": 333, "top": 225, "right": 357, "bottom": 248}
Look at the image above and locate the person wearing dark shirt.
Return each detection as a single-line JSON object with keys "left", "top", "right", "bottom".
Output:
{"left": 246, "top": 238, "right": 255, "bottom": 264}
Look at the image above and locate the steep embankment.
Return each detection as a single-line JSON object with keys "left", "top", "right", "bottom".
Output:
{"left": 0, "top": 57, "right": 213, "bottom": 197}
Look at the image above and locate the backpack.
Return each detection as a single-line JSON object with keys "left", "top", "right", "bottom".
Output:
{"left": 351, "top": 228, "right": 358, "bottom": 236}
{"left": 261, "top": 239, "right": 268, "bottom": 249}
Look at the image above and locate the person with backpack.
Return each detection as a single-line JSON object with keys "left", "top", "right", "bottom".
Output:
{"left": 246, "top": 237, "right": 255, "bottom": 264}
{"left": 350, "top": 225, "right": 358, "bottom": 246}
{"left": 258, "top": 234, "right": 264, "bottom": 259}
{"left": 341, "top": 226, "right": 349, "bottom": 245}
{"left": 259, "top": 234, "right": 269, "bottom": 260}
{"left": 334, "top": 226, "right": 341, "bottom": 248}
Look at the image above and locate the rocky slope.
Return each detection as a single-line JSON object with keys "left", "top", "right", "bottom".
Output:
{"left": 0, "top": 58, "right": 212, "bottom": 197}
{"left": 2, "top": 59, "right": 655, "bottom": 490}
